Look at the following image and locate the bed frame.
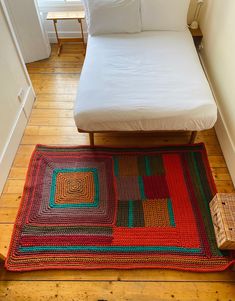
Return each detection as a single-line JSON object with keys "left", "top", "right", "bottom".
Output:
{"left": 77, "top": 129, "right": 198, "bottom": 147}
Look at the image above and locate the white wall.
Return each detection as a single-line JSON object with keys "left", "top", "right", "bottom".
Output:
{"left": 4, "top": 0, "right": 51, "bottom": 63}
{"left": 200, "top": 0, "right": 235, "bottom": 185}
{"left": 39, "top": 0, "right": 199, "bottom": 42}
{"left": 0, "top": 2, "right": 35, "bottom": 194}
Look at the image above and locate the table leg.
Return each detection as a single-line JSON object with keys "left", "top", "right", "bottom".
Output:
{"left": 78, "top": 19, "right": 86, "bottom": 53}
{"left": 53, "top": 19, "right": 62, "bottom": 56}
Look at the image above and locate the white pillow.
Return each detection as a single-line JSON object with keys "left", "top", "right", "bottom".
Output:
{"left": 141, "top": 0, "right": 190, "bottom": 31}
{"left": 84, "top": 0, "right": 141, "bottom": 36}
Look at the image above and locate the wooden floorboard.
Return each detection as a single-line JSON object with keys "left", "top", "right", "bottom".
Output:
{"left": 1, "top": 280, "right": 235, "bottom": 301}
{"left": 0, "top": 43, "right": 235, "bottom": 300}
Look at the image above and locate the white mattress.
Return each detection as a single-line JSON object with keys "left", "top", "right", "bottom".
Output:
{"left": 74, "top": 30, "right": 217, "bottom": 132}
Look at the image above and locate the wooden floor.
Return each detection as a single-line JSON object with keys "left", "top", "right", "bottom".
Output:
{"left": 0, "top": 44, "right": 235, "bottom": 301}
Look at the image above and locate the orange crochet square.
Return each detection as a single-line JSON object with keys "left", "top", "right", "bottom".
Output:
{"left": 54, "top": 172, "right": 95, "bottom": 204}
{"left": 143, "top": 199, "right": 171, "bottom": 227}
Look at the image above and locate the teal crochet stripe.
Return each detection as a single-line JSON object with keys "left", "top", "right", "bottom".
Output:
{"left": 19, "top": 245, "right": 202, "bottom": 254}
{"left": 113, "top": 157, "right": 119, "bottom": 177}
{"left": 167, "top": 199, "right": 176, "bottom": 227}
{"left": 128, "top": 200, "right": 134, "bottom": 228}
{"left": 138, "top": 176, "right": 146, "bottom": 199}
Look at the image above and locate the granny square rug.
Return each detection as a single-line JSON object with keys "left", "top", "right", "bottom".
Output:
{"left": 5, "top": 144, "right": 235, "bottom": 271}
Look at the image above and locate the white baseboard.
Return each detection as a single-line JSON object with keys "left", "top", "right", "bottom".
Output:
{"left": 0, "top": 86, "right": 35, "bottom": 194}
{"left": 215, "top": 111, "right": 235, "bottom": 185}
{"left": 48, "top": 31, "right": 88, "bottom": 43}
{"left": 199, "top": 53, "right": 235, "bottom": 187}
{"left": 23, "top": 86, "right": 36, "bottom": 118}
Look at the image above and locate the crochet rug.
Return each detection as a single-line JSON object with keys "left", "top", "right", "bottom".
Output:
{"left": 5, "top": 144, "right": 235, "bottom": 272}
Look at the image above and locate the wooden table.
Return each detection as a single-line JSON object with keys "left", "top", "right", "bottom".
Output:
{"left": 47, "top": 11, "right": 86, "bottom": 56}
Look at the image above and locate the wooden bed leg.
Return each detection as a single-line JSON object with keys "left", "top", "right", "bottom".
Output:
{"left": 189, "top": 131, "right": 197, "bottom": 144}
{"left": 89, "top": 132, "right": 95, "bottom": 147}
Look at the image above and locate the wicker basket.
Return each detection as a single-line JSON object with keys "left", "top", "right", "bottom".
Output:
{"left": 210, "top": 193, "right": 235, "bottom": 250}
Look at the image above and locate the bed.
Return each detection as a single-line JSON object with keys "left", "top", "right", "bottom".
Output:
{"left": 74, "top": 0, "right": 217, "bottom": 146}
